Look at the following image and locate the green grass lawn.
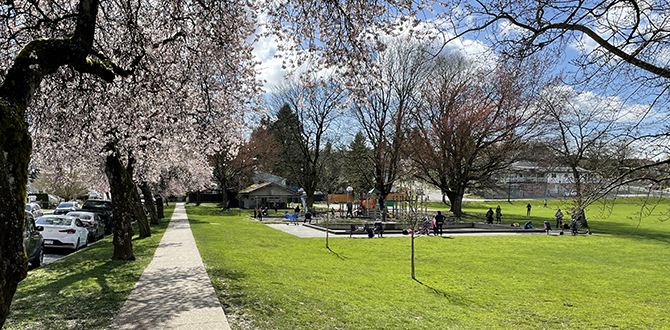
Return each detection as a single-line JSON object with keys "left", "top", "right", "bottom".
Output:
{"left": 188, "top": 198, "right": 670, "bottom": 329}
{"left": 4, "top": 206, "right": 175, "bottom": 330}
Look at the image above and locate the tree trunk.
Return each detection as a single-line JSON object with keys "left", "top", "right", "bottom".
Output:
{"left": 105, "top": 152, "right": 136, "bottom": 260}
{"left": 411, "top": 231, "right": 416, "bottom": 280}
{"left": 156, "top": 196, "right": 165, "bottom": 219}
{"left": 196, "top": 191, "right": 201, "bottom": 206}
{"left": 0, "top": 1, "right": 110, "bottom": 324}
{"left": 0, "top": 101, "right": 32, "bottom": 327}
{"left": 126, "top": 157, "right": 150, "bottom": 238}
{"left": 447, "top": 188, "right": 465, "bottom": 217}
{"left": 140, "top": 182, "right": 159, "bottom": 225}
{"left": 131, "top": 186, "right": 151, "bottom": 237}
{"left": 306, "top": 192, "right": 315, "bottom": 213}
{"left": 326, "top": 201, "right": 330, "bottom": 248}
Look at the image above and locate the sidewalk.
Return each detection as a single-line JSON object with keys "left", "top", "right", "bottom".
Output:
{"left": 110, "top": 203, "right": 230, "bottom": 330}
{"left": 265, "top": 223, "right": 551, "bottom": 238}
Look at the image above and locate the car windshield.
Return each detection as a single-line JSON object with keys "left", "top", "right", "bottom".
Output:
{"left": 25, "top": 205, "right": 31, "bottom": 211}
{"left": 76, "top": 214, "right": 91, "bottom": 220}
{"left": 37, "top": 217, "right": 72, "bottom": 226}
{"left": 84, "top": 201, "right": 111, "bottom": 209}
{"left": 58, "top": 202, "right": 74, "bottom": 208}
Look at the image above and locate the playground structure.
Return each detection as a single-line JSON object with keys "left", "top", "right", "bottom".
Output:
{"left": 327, "top": 187, "right": 430, "bottom": 220}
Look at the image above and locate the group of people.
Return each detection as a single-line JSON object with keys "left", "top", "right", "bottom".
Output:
{"left": 420, "top": 211, "right": 447, "bottom": 236}
{"left": 485, "top": 206, "right": 503, "bottom": 224}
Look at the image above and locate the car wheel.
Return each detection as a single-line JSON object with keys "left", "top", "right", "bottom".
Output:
{"left": 31, "top": 246, "right": 43, "bottom": 268}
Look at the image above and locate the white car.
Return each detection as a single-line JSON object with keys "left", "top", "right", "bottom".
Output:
{"left": 25, "top": 203, "right": 44, "bottom": 219}
{"left": 67, "top": 211, "right": 105, "bottom": 242}
{"left": 36, "top": 215, "right": 89, "bottom": 251}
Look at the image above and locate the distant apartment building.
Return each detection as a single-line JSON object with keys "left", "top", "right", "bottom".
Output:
{"left": 481, "top": 162, "right": 589, "bottom": 199}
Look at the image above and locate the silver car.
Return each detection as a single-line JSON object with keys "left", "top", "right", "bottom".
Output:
{"left": 25, "top": 202, "right": 44, "bottom": 219}
{"left": 67, "top": 211, "right": 105, "bottom": 242}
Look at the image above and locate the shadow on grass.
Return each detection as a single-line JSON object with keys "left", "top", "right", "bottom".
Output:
{"left": 412, "top": 278, "right": 470, "bottom": 306}
{"left": 593, "top": 221, "right": 670, "bottom": 243}
{"left": 327, "top": 247, "right": 346, "bottom": 260}
{"left": 8, "top": 254, "right": 131, "bottom": 328}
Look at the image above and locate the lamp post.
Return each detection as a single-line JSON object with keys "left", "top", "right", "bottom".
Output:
{"left": 346, "top": 186, "right": 353, "bottom": 219}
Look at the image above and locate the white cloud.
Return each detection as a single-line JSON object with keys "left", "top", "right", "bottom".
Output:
{"left": 253, "top": 14, "right": 498, "bottom": 93}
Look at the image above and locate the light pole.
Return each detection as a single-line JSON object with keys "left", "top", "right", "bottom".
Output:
{"left": 346, "top": 186, "right": 353, "bottom": 218}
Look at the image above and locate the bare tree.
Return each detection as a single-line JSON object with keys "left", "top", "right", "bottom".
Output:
{"left": 537, "top": 85, "right": 670, "bottom": 227}
{"left": 409, "top": 53, "right": 542, "bottom": 217}
{"left": 270, "top": 76, "right": 347, "bottom": 212}
{"left": 351, "top": 38, "right": 432, "bottom": 222}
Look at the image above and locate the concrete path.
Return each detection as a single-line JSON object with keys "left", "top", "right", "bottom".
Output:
{"left": 110, "top": 203, "right": 230, "bottom": 330}
{"left": 265, "top": 223, "right": 557, "bottom": 238}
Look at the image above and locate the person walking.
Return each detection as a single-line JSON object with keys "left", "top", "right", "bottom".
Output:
{"left": 226, "top": 200, "right": 230, "bottom": 213}
{"left": 544, "top": 199, "right": 548, "bottom": 208}
{"left": 485, "top": 208, "right": 494, "bottom": 224}
{"left": 435, "top": 211, "right": 445, "bottom": 236}
{"left": 526, "top": 203, "right": 532, "bottom": 216}
{"left": 495, "top": 205, "right": 502, "bottom": 224}
{"left": 555, "top": 208, "right": 564, "bottom": 229}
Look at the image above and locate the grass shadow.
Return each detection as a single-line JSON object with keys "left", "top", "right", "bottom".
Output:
{"left": 327, "top": 247, "right": 347, "bottom": 260}
{"left": 412, "top": 278, "right": 470, "bottom": 306}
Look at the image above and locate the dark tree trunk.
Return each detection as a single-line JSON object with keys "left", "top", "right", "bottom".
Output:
{"left": 196, "top": 191, "right": 201, "bottom": 206}
{"left": 0, "top": 100, "right": 32, "bottom": 327}
{"left": 379, "top": 196, "right": 387, "bottom": 222}
{"left": 156, "top": 196, "right": 165, "bottom": 219}
{"left": 0, "top": 0, "right": 118, "bottom": 325}
{"left": 131, "top": 186, "right": 151, "bottom": 237}
{"left": 105, "top": 152, "right": 136, "bottom": 261}
{"left": 446, "top": 188, "right": 465, "bottom": 217}
{"left": 140, "top": 183, "right": 158, "bottom": 224}
{"left": 126, "top": 157, "right": 150, "bottom": 237}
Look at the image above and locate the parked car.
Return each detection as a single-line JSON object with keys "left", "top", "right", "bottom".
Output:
{"left": 81, "top": 199, "right": 113, "bottom": 235}
{"left": 67, "top": 211, "right": 105, "bottom": 242}
{"left": 53, "top": 202, "right": 80, "bottom": 215}
{"left": 23, "top": 212, "right": 44, "bottom": 268}
{"left": 25, "top": 202, "right": 44, "bottom": 218}
{"left": 36, "top": 215, "right": 88, "bottom": 250}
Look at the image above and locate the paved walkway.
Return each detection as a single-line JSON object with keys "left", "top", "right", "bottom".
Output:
{"left": 110, "top": 203, "right": 230, "bottom": 330}
{"left": 265, "top": 223, "right": 557, "bottom": 238}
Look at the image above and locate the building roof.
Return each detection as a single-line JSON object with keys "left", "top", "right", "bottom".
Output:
{"left": 239, "top": 182, "right": 298, "bottom": 196}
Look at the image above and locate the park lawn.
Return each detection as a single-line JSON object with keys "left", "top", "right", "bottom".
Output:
{"left": 188, "top": 199, "right": 670, "bottom": 330}
{"left": 4, "top": 206, "right": 175, "bottom": 330}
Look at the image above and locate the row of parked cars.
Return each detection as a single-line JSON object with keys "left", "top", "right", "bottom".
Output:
{"left": 23, "top": 199, "right": 114, "bottom": 268}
